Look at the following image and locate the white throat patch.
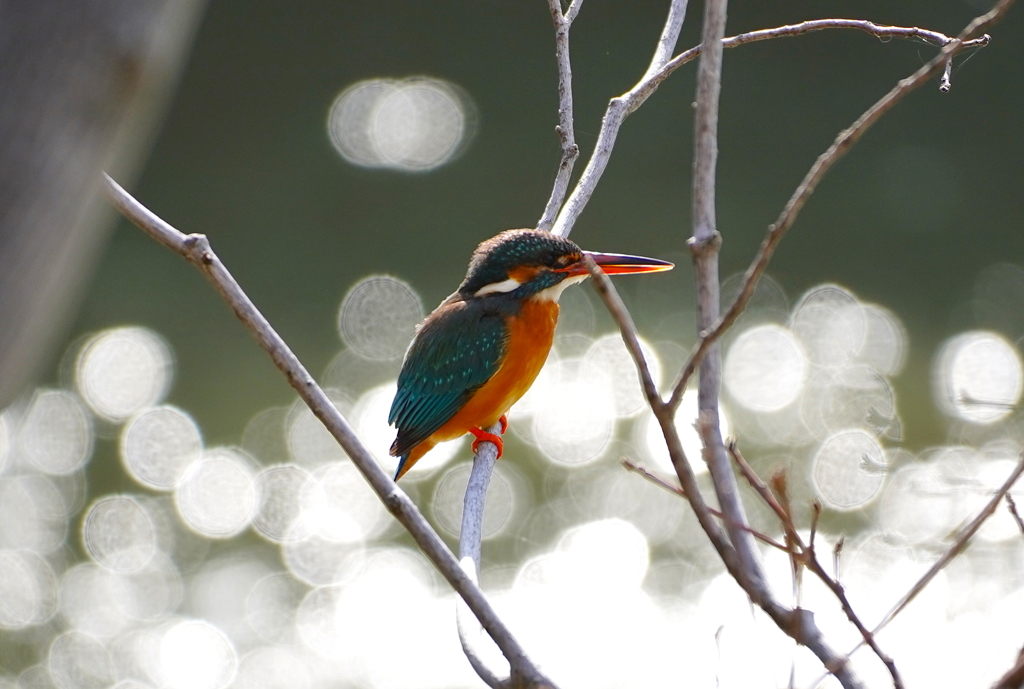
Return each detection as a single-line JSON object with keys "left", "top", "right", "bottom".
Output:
{"left": 474, "top": 277, "right": 522, "bottom": 297}
{"left": 533, "top": 274, "right": 588, "bottom": 302}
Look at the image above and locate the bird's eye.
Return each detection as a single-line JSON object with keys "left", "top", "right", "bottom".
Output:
{"left": 554, "top": 254, "right": 571, "bottom": 268}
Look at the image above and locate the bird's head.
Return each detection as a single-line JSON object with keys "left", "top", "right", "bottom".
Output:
{"left": 458, "top": 229, "right": 673, "bottom": 302}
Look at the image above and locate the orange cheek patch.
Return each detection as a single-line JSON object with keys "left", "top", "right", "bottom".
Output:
{"left": 508, "top": 265, "right": 541, "bottom": 284}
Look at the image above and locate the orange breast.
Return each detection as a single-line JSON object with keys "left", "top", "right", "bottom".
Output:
{"left": 428, "top": 298, "right": 559, "bottom": 444}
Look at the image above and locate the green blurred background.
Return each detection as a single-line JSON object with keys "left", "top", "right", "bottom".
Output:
{"left": 68, "top": 0, "right": 1022, "bottom": 474}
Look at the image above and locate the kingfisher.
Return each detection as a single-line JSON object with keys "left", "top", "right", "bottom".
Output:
{"left": 388, "top": 229, "right": 672, "bottom": 480}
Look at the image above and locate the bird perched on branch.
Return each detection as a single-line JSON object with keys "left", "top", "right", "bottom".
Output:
{"left": 388, "top": 228, "right": 672, "bottom": 480}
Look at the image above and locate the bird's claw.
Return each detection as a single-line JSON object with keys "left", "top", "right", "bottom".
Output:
{"left": 469, "top": 427, "right": 504, "bottom": 459}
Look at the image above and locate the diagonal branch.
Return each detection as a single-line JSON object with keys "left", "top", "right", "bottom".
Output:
{"left": 456, "top": 424, "right": 506, "bottom": 688}
{"left": 667, "top": 0, "right": 1016, "bottom": 411}
{"left": 550, "top": 0, "right": 688, "bottom": 238}
{"left": 536, "top": 0, "right": 580, "bottom": 232}
{"left": 647, "top": 19, "right": 990, "bottom": 99}
{"left": 689, "top": 0, "right": 768, "bottom": 598}
{"left": 546, "top": 15, "right": 989, "bottom": 240}
{"left": 871, "top": 451, "right": 1024, "bottom": 640}
{"left": 622, "top": 457, "right": 790, "bottom": 552}
{"left": 730, "top": 444, "right": 902, "bottom": 688}
{"left": 102, "top": 174, "right": 556, "bottom": 689}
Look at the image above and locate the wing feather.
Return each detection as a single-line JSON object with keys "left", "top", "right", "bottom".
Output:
{"left": 389, "top": 298, "right": 507, "bottom": 457}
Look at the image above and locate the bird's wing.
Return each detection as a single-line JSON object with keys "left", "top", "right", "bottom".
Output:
{"left": 388, "top": 299, "right": 507, "bottom": 457}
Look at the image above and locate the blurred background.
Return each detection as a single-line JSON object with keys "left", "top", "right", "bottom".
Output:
{"left": 2, "top": 1, "right": 1024, "bottom": 688}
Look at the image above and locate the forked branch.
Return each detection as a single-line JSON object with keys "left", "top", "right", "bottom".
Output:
{"left": 667, "top": 0, "right": 1016, "bottom": 410}
{"left": 102, "top": 174, "right": 556, "bottom": 689}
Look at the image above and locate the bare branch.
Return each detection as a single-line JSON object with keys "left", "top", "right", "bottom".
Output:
{"left": 642, "top": 0, "right": 689, "bottom": 79}
{"left": 588, "top": 217, "right": 859, "bottom": 686}
{"left": 102, "top": 174, "right": 556, "bottom": 689}
{"left": 549, "top": 0, "right": 688, "bottom": 238}
{"left": 582, "top": 254, "right": 740, "bottom": 574}
{"left": 690, "top": 0, "right": 772, "bottom": 616}
{"left": 621, "top": 457, "right": 790, "bottom": 552}
{"left": 667, "top": 0, "right": 1015, "bottom": 410}
{"left": 871, "top": 451, "right": 1024, "bottom": 638}
{"left": 457, "top": 422, "right": 506, "bottom": 688}
{"left": 646, "top": 20, "right": 990, "bottom": 102}
{"left": 564, "top": 0, "right": 584, "bottom": 26}
{"left": 1006, "top": 494, "right": 1024, "bottom": 536}
{"left": 537, "top": 0, "right": 580, "bottom": 232}
{"left": 548, "top": 16, "right": 990, "bottom": 240}
{"left": 584, "top": 257, "right": 662, "bottom": 406}
{"left": 731, "top": 444, "right": 903, "bottom": 689}
{"left": 992, "top": 649, "right": 1024, "bottom": 689}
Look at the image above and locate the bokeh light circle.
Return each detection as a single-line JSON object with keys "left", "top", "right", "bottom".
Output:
{"left": 581, "top": 334, "right": 662, "bottom": 418}
{"left": 234, "top": 646, "right": 312, "bottom": 689}
{"left": 286, "top": 391, "right": 353, "bottom": 467}
{"left": 159, "top": 620, "right": 237, "bottom": 689}
{"left": 432, "top": 461, "right": 517, "bottom": 539}
{"left": 724, "top": 324, "right": 808, "bottom": 412}
{"left": 811, "top": 429, "right": 887, "bottom": 511}
{"left": 352, "top": 382, "right": 462, "bottom": 479}
{"left": 252, "top": 464, "right": 313, "bottom": 543}
{"left": 0, "top": 475, "right": 69, "bottom": 552}
{"left": 246, "top": 573, "right": 306, "bottom": 644}
{"left": 75, "top": 327, "right": 173, "bottom": 422}
{"left": 82, "top": 495, "right": 156, "bottom": 571}
{"left": 533, "top": 378, "right": 616, "bottom": 467}
{"left": 878, "top": 463, "right": 954, "bottom": 545}
{"left": 640, "top": 390, "right": 730, "bottom": 476}
{"left": 860, "top": 305, "right": 908, "bottom": 376}
{"left": 175, "top": 448, "right": 256, "bottom": 538}
{"left": 0, "top": 550, "right": 57, "bottom": 628}
{"left": 301, "top": 461, "right": 389, "bottom": 543}
{"left": 933, "top": 331, "right": 1023, "bottom": 424}
{"left": 49, "top": 630, "right": 113, "bottom": 689}
{"left": 327, "top": 77, "right": 474, "bottom": 171}
{"left": 121, "top": 406, "right": 203, "bottom": 490}
{"left": 338, "top": 276, "right": 423, "bottom": 361}
{"left": 282, "top": 533, "right": 365, "bottom": 587}
{"left": 18, "top": 389, "right": 93, "bottom": 475}
{"left": 790, "top": 284, "right": 866, "bottom": 369}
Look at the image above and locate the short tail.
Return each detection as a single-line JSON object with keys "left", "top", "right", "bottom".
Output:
{"left": 393, "top": 454, "right": 411, "bottom": 481}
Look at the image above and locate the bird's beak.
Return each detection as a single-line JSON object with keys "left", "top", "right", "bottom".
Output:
{"left": 558, "top": 251, "right": 674, "bottom": 276}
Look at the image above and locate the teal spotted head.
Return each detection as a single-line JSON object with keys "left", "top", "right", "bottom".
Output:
{"left": 458, "top": 229, "right": 674, "bottom": 302}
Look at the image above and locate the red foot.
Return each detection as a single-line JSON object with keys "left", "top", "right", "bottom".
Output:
{"left": 499, "top": 414, "right": 508, "bottom": 435}
{"left": 469, "top": 427, "right": 504, "bottom": 458}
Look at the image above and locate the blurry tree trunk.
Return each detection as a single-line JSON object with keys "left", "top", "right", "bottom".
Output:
{"left": 0, "top": 0, "right": 206, "bottom": 406}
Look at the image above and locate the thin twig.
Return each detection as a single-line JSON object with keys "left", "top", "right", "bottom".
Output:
{"left": 833, "top": 537, "right": 845, "bottom": 582}
{"left": 1006, "top": 494, "right": 1024, "bottom": 535}
{"left": 549, "top": 0, "right": 688, "bottom": 238}
{"left": 871, "top": 451, "right": 1024, "bottom": 638}
{"left": 584, "top": 257, "right": 662, "bottom": 406}
{"left": 641, "top": 0, "right": 689, "bottom": 80}
{"left": 690, "top": 0, "right": 770, "bottom": 615}
{"left": 587, "top": 222, "right": 859, "bottom": 687}
{"left": 564, "top": 0, "right": 584, "bottom": 26}
{"left": 536, "top": 0, "right": 580, "bottom": 232}
{"left": 812, "top": 449, "right": 1024, "bottom": 688}
{"left": 667, "top": 0, "right": 1013, "bottom": 411}
{"left": 457, "top": 422, "right": 505, "bottom": 688}
{"left": 102, "top": 174, "right": 556, "bottom": 689}
{"left": 547, "top": 17, "right": 989, "bottom": 240}
{"left": 622, "top": 457, "right": 790, "bottom": 552}
{"left": 730, "top": 444, "right": 903, "bottom": 688}
{"left": 991, "top": 648, "right": 1024, "bottom": 689}
{"left": 584, "top": 254, "right": 740, "bottom": 575}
